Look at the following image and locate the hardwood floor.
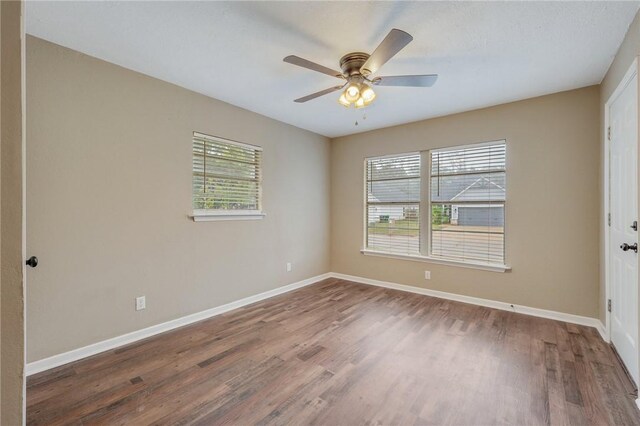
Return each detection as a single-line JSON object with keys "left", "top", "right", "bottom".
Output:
{"left": 27, "top": 278, "right": 640, "bottom": 425}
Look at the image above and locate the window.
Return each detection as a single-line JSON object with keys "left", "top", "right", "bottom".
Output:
{"left": 192, "top": 132, "right": 263, "bottom": 220}
{"left": 364, "top": 141, "right": 507, "bottom": 269}
{"left": 430, "top": 142, "right": 505, "bottom": 264}
{"left": 366, "top": 153, "right": 421, "bottom": 255}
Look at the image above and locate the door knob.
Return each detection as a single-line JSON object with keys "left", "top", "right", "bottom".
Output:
{"left": 25, "top": 256, "right": 38, "bottom": 268}
{"left": 620, "top": 243, "right": 638, "bottom": 253}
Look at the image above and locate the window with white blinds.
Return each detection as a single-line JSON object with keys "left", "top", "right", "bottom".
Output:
{"left": 366, "top": 153, "right": 421, "bottom": 255}
{"left": 364, "top": 140, "right": 507, "bottom": 267}
{"left": 430, "top": 142, "right": 506, "bottom": 264}
{"left": 192, "top": 132, "right": 262, "bottom": 214}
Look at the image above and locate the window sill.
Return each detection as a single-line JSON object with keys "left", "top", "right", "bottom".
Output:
{"left": 360, "top": 249, "right": 511, "bottom": 273}
{"left": 190, "top": 211, "right": 266, "bottom": 222}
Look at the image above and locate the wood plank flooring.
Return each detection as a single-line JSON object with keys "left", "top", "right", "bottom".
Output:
{"left": 27, "top": 278, "right": 640, "bottom": 425}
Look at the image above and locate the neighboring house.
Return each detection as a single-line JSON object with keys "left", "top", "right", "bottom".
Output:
{"left": 368, "top": 195, "right": 409, "bottom": 221}
{"left": 450, "top": 177, "right": 505, "bottom": 226}
{"left": 368, "top": 180, "right": 419, "bottom": 222}
{"left": 369, "top": 175, "right": 504, "bottom": 226}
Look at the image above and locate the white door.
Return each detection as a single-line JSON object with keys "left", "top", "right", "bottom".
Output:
{"left": 610, "top": 72, "right": 639, "bottom": 384}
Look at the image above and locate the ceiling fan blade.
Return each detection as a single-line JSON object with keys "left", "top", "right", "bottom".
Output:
{"left": 284, "top": 55, "right": 344, "bottom": 79}
{"left": 294, "top": 85, "right": 345, "bottom": 103}
{"left": 372, "top": 74, "right": 438, "bottom": 87}
{"left": 360, "top": 29, "right": 413, "bottom": 76}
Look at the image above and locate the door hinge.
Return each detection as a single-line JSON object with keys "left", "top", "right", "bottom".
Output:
{"left": 608, "top": 299, "right": 612, "bottom": 313}
{"left": 608, "top": 126, "right": 612, "bottom": 141}
{"left": 608, "top": 213, "right": 611, "bottom": 226}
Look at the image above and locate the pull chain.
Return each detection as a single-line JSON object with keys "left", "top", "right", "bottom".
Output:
{"left": 354, "top": 111, "right": 368, "bottom": 127}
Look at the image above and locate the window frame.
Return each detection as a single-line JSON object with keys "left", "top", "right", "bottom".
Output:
{"left": 362, "top": 140, "right": 509, "bottom": 272}
{"left": 191, "top": 132, "right": 265, "bottom": 222}
{"left": 364, "top": 151, "right": 422, "bottom": 256}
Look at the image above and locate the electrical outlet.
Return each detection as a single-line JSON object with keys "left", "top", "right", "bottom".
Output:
{"left": 424, "top": 271, "right": 431, "bottom": 280}
{"left": 136, "top": 296, "right": 146, "bottom": 311}
{"left": 286, "top": 262, "right": 292, "bottom": 272}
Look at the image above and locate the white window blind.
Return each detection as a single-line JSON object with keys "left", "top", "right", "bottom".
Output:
{"left": 192, "top": 132, "right": 262, "bottom": 213}
{"left": 430, "top": 142, "right": 506, "bottom": 264}
{"left": 366, "top": 153, "right": 421, "bottom": 255}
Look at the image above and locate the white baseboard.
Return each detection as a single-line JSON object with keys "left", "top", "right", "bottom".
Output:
{"left": 596, "top": 321, "right": 610, "bottom": 342}
{"left": 26, "top": 273, "right": 332, "bottom": 376}
{"left": 330, "top": 272, "right": 608, "bottom": 341}
{"left": 27, "top": 271, "right": 608, "bottom": 376}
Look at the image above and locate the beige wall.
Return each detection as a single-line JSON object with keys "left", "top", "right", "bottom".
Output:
{"left": 600, "top": 11, "right": 640, "bottom": 324}
{"left": 331, "top": 86, "right": 601, "bottom": 318}
{"left": 26, "top": 36, "right": 330, "bottom": 362}
{"left": 1, "top": 0, "right": 25, "bottom": 423}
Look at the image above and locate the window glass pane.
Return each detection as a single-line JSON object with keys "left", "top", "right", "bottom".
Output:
{"left": 192, "top": 133, "right": 261, "bottom": 211}
{"left": 366, "top": 153, "right": 420, "bottom": 255}
{"left": 430, "top": 142, "right": 506, "bottom": 264}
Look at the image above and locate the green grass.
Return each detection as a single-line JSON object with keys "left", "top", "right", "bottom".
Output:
{"left": 368, "top": 219, "right": 419, "bottom": 237}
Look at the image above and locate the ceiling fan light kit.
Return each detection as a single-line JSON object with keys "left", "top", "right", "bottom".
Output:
{"left": 283, "top": 29, "right": 438, "bottom": 109}
{"left": 340, "top": 82, "right": 376, "bottom": 109}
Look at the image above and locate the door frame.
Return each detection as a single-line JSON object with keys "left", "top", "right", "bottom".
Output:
{"left": 604, "top": 57, "right": 639, "bottom": 386}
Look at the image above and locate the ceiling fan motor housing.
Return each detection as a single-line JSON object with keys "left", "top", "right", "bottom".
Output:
{"left": 340, "top": 52, "right": 370, "bottom": 77}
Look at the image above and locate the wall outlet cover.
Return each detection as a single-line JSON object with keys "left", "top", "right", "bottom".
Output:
{"left": 136, "top": 296, "right": 146, "bottom": 311}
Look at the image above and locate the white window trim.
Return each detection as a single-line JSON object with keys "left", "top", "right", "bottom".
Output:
{"left": 363, "top": 152, "right": 421, "bottom": 255}
{"left": 193, "top": 132, "right": 263, "bottom": 152}
{"left": 421, "top": 150, "right": 431, "bottom": 255}
{"left": 429, "top": 139, "right": 503, "bottom": 153}
{"left": 428, "top": 141, "right": 507, "bottom": 266}
{"left": 192, "top": 132, "right": 264, "bottom": 220}
{"left": 360, "top": 249, "right": 510, "bottom": 273}
{"left": 191, "top": 209, "right": 266, "bottom": 222}
{"left": 363, "top": 140, "right": 508, "bottom": 271}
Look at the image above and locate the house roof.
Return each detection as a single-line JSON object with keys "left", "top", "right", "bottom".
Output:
{"left": 368, "top": 180, "right": 420, "bottom": 203}
{"left": 451, "top": 177, "right": 505, "bottom": 202}
{"left": 369, "top": 174, "right": 505, "bottom": 204}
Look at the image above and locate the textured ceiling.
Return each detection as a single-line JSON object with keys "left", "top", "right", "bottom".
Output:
{"left": 26, "top": 1, "right": 640, "bottom": 137}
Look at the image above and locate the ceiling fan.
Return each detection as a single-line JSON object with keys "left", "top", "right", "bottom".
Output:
{"left": 283, "top": 29, "right": 438, "bottom": 108}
